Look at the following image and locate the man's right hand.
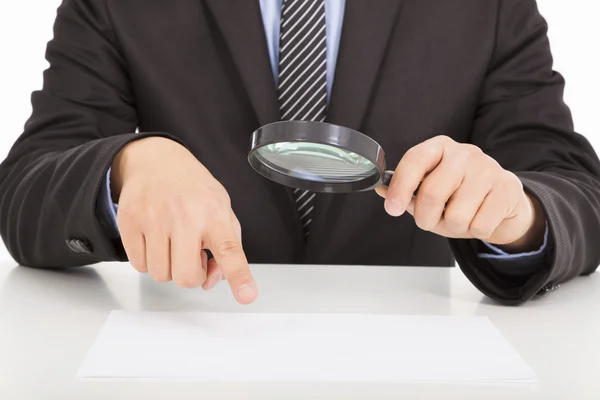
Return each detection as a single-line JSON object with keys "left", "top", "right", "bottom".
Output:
{"left": 110, "top": 137, "right": 258, "bottom": 304}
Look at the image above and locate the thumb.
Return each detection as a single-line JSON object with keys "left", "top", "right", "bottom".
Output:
{"left": 375, "top": 186, "right": 388, "bottom": 198}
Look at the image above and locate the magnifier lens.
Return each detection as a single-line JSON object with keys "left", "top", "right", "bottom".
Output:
{"left": 254, "top": 141, "right": 379, "bottom": 183}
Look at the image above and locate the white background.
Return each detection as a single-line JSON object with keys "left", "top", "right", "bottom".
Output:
{"left": 0, "top": 1, "right": 598, "bottom": 263}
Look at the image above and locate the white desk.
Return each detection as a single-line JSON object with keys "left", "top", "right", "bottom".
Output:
{"left": 0, "top": 261, "right": 599, "bottom": 399}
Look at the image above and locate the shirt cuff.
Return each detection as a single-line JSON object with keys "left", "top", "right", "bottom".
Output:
{"left": 478, "top": 224, "right": 549, "bottom": 259}
{"left": 97, "top": 167, "right": 120, "bottom": 238}
{"left": 477, "top": 224, "right": 550, "bottom": 277}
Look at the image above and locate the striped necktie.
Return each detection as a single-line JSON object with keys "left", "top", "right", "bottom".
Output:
{"left": 277, "top": 0, "right": 327, "bottom": 237}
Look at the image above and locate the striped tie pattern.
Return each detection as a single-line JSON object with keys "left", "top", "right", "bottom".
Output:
{"left": 277, "top": 0, "right": 327, "bottom": 237}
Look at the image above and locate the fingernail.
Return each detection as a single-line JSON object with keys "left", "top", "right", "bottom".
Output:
{"left": 205, "top": 273, "right": 221, "bottom": 291}
{"left": 237, "top": 284, "right": 257, "bottom": 303}
{"left": 385, "top": 199, "right": 405, "bottom": 216}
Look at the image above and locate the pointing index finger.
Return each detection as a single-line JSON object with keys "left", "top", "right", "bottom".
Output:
{"left": 207, "top": 215, "right": 257, "bottom": 304}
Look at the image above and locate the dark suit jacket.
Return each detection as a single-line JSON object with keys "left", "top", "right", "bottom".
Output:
{"left": 1, "top": 0, "right": 599, "bottom": 304}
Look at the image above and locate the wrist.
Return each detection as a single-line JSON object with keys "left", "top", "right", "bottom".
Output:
{"left": 110, "top": 150, "right": 126, "bottom": 202}
{"left": 499, "top": 194, "right": 546, "bottom": 253}
{"left": 111, "top": 137, "right": 180, "bottom": 201}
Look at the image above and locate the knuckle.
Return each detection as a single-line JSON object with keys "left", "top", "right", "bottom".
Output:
{"left": 204, "top": 194, "right": 221, "bottom": 209}
{"left": 487, "top": 174, "right": 514, "bottom": 198}
{"left": 221, "top": 191, "right": 232, "bottom": 206}
{"left": 415, "top": 217, "right": 434, "bottom": 232}
{"left": 204, "top": 194, "right": 232, "bottom": 218}
{"left": 413, "top": 208, "right": 439, "bottom": 231}
{"left": 493, "top": 177, "right": 511, "bottom": 194}
{"left": 504, "top": 171, "right": 523, "bottom": 192}
{"left": 462, "top": 143, "right": 483, "bottom": 156}
{"left": 208, "top": 184, "right": 231, "bottom": 205}
{"left": 167, "top": 194, "right": 192, "bottom": 220}
{"left": 401, "top": 147, "right": 422, "bottom": 167}
{"left": 478, "top": 166, "right": 498, "bottom": 182}
{"left": 425, "top": 142, "right": 443, "bottom": 159}
{"left": 487, "top": 156, "right": 502, "bottom": 170}
{"left": 404, "top": 144, "right": 421, "bottom": 157}
{"left": 433, "top": 135, "right": 453, "bottom": 145}
{"left": 215, "top": 240, "right": 244, "bottom": 257}
{"left": 145, "top": 203, "right": 162, "bottom": 225}
{"left": 174, "top": 275, "right": 202, "bottom": 289}
{"left": 417, "top": 184, "right": 444, "bottom": 204}
{"left": 453, "top": 144, "right": 482, "bottom": 164}
{"left": 470, "top": 222, "right": 494, "bottom": 239}
{"left": 444, "top": 209, "right": 471, "bottom": 232}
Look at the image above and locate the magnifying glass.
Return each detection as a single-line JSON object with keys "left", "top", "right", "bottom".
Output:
{"left": 248, "top": 121, "right": 395, "bottom": 193}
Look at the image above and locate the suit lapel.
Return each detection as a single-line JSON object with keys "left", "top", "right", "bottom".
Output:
{"left": 204, "top": 0, "right": 280, "bottom": 126}
{"left": 326, "top": 0, "right": 404, "bottom": 131}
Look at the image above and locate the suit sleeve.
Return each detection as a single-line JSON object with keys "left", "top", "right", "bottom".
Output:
{"left": 449, "top": 0, "right": 600, "bottom": 304}
{"left": 0, "top": 0, "right": 178, "bottom": 267}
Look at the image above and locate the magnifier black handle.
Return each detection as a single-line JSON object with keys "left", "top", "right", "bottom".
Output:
{"left": 382, "top": 170, "right": 419, "bottom": 197}
{"left": 382, "top": 170, "right": 394, "bottom": 187}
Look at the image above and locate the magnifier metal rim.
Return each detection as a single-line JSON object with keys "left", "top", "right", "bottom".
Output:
{"left": 248, "top": 121, "right": 386, "bottom": 193}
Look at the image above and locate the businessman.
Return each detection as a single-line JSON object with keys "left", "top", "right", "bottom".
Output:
{"left": 1, "top": 0, "right": 599, "bottom": 306}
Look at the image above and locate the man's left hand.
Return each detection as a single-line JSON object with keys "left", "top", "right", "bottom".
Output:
{"left": 375, "top": 136, "right": 546, "bottom": 253}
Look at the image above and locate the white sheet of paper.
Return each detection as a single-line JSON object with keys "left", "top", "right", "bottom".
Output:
{"left": 77, "top": 311, "right": 536, "bottom": 382}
